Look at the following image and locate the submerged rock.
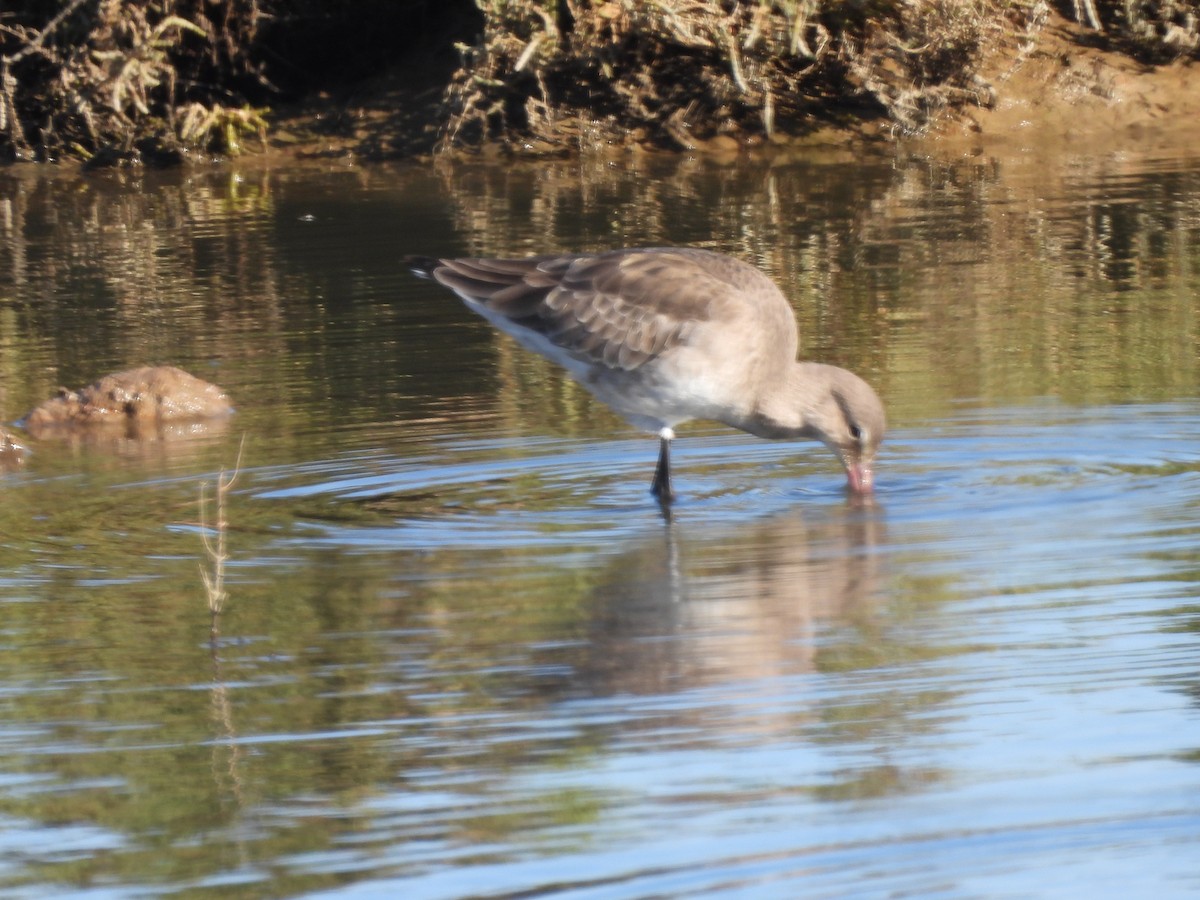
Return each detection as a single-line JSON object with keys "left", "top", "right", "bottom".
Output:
{"left": 23, "top": 366, "right": 233, "bottom": 437}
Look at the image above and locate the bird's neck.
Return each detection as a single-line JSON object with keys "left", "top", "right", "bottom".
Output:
{"left": 735, "top": 362, "right": 826, "bottom": 441}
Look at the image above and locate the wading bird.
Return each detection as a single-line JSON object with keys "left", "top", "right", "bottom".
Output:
{"left": 407, "top": 247, "right": 885, "bottom": 503}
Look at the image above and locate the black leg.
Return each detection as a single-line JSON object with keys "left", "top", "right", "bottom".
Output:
{"left": 650, "top": 434, "right": 673, "bottom": 503}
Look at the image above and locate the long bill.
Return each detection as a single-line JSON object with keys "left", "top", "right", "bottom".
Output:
{"left": 845, "top": 460, "right": 874, "bottom": 494}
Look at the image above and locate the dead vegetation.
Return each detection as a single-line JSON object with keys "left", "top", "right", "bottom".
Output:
{"left": 443, "top": 0, "right": 1020, "bottom": 151}
{"left": 199, "top": 437, "right": 244, "bottom": 629}
{"left": 2, "top": 1, "right": 1199, "bottom": 163}
{"left": 441, "top": 0, "right": 1200, "bottom": 152}
{"left": 1071, "top": 0, "right": 1200, "bottom": 59}
{"left": 0, "top": 0, "right": 267, "bottom": 163}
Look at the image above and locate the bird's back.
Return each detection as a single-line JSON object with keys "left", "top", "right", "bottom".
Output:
{"left": 410, "top": 247, "right": 798, "bottom": 374}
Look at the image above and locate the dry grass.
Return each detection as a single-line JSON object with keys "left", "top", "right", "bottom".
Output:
{"left": 199, "top": 436, "right": 245, "bottom": 628}
{"left": 1094, "top": 0, "right": 1200, "bottom": 60}
{"left": 3, "top": 1, "right": 1198, "bottom": 162}
{"left": 1, "top": 0, "right": 266, "bottom": 163}
{"left": 441, "top": 0, "right": 1016, "bottom": 152}
{"left": 440, "top": 0, "right": 1200, "bottom": 153}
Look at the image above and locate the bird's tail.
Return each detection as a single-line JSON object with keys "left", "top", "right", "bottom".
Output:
{"left": 403, "top": 255, "right": 442, "bottom": 279}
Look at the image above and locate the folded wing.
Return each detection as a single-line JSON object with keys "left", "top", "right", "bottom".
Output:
{"left": 412, "top": 249, "right": 741, "bottom": 371}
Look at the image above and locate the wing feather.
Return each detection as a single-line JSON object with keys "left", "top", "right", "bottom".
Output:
{"left": 420, "top": 248, "right": 774, "bottom": 372}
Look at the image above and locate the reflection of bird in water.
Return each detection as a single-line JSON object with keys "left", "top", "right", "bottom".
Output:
{"left": 577, "top": 505, "right": 885, "bottom": 718}
{"left": 407, "top": 248, "right": 885, "bottom": 503}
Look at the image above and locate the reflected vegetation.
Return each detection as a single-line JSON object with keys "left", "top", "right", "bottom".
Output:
{"left": 427, "top": 149, "right": 1200, "bottom": 416}
{"left": 1, "top": 147, "right": 1199, "bottom": 442}
{"left": 0, "top": 146, "right": 1199, "bottom": 895}
{"left": 0, "top": 489, "right": 938, "bottom": 892}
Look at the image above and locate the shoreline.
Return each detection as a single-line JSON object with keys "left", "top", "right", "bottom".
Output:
{"left": 4, "top": 8, "right": 1197, "bottom": 171}
{"left": 256, "top": 12, "right": 1199, "bottom": 171}
{"left": 929, "top": 16, "right": 1200, "bottom": 156}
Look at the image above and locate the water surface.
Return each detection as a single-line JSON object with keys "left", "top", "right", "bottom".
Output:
{"left": 0, "top": 144, "right": 1199, "bottom": 898}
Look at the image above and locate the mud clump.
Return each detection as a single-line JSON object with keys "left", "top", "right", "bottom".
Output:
{"left": 23, "top": 366, "right": 233, "bottom": 438}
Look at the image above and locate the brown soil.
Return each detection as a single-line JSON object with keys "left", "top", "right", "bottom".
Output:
{"left": 266, "top": 70, "right": 449, "bottom": 163}
{"left": 259, "top": 11, "right": 1200, "bottom": 165}
{"left": 931, "top": 15, "right": 1200, "bottom": 154}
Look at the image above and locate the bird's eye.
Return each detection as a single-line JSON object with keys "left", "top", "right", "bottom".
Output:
{"left": 848, "top": 423, "right": 862, "bottom": 442}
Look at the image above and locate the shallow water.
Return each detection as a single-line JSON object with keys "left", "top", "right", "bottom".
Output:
{"left": 0, "top": 144, "right": 1199, "bottom": 898}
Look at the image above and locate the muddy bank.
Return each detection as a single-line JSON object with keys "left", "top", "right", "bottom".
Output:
{"left": 3, "top": 2, "right": 1199, "bottom": 166}
{"left": 267, "top": 5, "right": 1200, "bottom": 164}
{"left": 931, "top": 14, "right": 1200, "bottom": 153}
